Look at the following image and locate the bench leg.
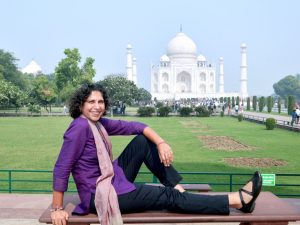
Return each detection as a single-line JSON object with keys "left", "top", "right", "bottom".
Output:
{"left": 240, "top": 222, "right": 288, "bottom": 225}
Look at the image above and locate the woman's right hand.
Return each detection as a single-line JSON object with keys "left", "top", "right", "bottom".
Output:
{"left": 51, "top": 210, "right": 69, "bottom": 225}
{"left": 157, "top": 142, "right": 174, "bottom": 166}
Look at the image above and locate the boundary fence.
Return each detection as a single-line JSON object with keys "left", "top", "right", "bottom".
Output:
{"left": 231, "top": 113, "right": 300, "bottom": 132}
{"left": 0, "top": 170, "right": 299, "bottom": 197}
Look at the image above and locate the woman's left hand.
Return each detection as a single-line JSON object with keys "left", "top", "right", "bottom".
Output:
{"left": 157, "top": 142, "right": 174, "bottom": 166}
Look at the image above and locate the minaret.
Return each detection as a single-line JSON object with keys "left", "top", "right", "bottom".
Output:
{"left": 240, "top": 43, "right": 248, "bottom": 98}
{"left": 219, "top": 57, "right": 224, "bottom": 94}
{"left": 132, "top": 57, "right": 137, "bottom": 85}
{"left": 126, "top": 44, "right": 133, "bottom": 81}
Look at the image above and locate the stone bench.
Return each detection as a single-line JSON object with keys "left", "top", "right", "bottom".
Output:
{"left": 39, "top": 192, "right": 300, "bottom": 225}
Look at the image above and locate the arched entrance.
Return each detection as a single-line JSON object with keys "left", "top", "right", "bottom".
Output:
{"left": 176, "top": 71, "right": 191, "bottom": 93}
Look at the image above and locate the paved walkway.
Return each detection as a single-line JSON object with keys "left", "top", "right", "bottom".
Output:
{"left": 237, "top": 111, "right": 300, "bottom": 129}
{"left": 1, "top": 194, "right": 300, "bottom": 225}
{"left": 0, "top": 194, "right": 51, "bottom": 225}
{"left": 242, "top": 111, "right": 291, "bottom": 122}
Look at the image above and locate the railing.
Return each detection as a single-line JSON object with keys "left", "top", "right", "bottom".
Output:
{"left": 231, "top": 113, "right": 300, "bottom": 131}
{"left": 0, "top": 112, "right": 67, "bottom": 117}
{"left": 0, "top": 170, "right": 299, "bottom": 197}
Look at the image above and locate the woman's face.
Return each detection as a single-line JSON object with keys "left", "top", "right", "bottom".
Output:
{"left": 81, "top": 91, "right": 105, "bottom": 122}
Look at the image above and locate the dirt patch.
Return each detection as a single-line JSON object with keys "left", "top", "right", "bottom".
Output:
{"left": 198, "top": 136, "right": 253, "bottom": 151}
{"left": 179, "top": 120, "right": 217, "bottom": 133}
{"left": 179, "top": 120, "right": 204, "bottom": 128}
{"left": 224, "top": 157, "right": 287, "bottom": 168}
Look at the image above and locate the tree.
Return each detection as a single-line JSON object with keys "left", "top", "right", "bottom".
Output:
{"left": 80, "top": 57, "right": 96, "bottom": 84}
{"left": 0, "top": 79, "right": 10, "bottom": 105}
{"left": 236, "top": 96, "right": 240, "bottom": 106}
{"left": 253, "top": 96, "right": 257, "bottom": 111}
{"left": 227, "top": 97, "right": 231, "bottom": 108}
{"left": 258, "top": 96, "right": 265, "bottom": 112}
{"left": 288, "top": 95, "right": 295, "bottom": 115}
{"left": 54, "top": 48, "right": 96, "bottom": 102}
{"left": 247, "top": 97, "right": 250, "bottom": 110}
{"left": 59, "top": 83, "right": 77, "bottom": 103}
{"left": 55, "top": 48, "right": 81, "bottom": 90}
{"left": 0, "top": 79, "right": 27, "bottom": 111}
{"left": 99, "top": 74, "right": 139, "bottom": 105}
{"left": 285, "top": 96, "right": 288, "bottom": 108}
{"left": 278, "top": 97, "right": 281, "bottom": 114}
{"left": 231, "top": 96, "right": 235, "bottom": 108}
{"left": 267, "top": 96, "right": 273, "bottom": 113}
{"left": 0, "top": 49, "right": 28, "bottom": 90}
{"left": 31, "top": 75, "right": 57, "bottom": 113}
{"left": 137, "top": 88, "right": 152, "bottom": 105}
{"left": 220, "top": 97, "right": 224, "bottom": 103}
{"left": 273, "top": 75, "right": 300, "bottom": 101}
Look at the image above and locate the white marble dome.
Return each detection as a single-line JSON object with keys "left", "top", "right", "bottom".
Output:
{"left": 21, "top": 60, "right": 42, "bottom": 75}
{"left": 197, "top": 54, "right": 206, "bottom": 61}
{"left": 167, "top": 32, "right": 197, "bottom": 56}
{"left": 160, "top": 54, "right": 170, "bottom": 62}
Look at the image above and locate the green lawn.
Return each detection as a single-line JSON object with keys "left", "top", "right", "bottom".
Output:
{"left": 0, "top": 116, "right": 299, "bottom": 194}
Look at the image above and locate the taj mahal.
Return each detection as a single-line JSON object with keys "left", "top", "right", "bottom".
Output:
{"left": 126, "top": 31, "right": 248, "bottom": 101}
{"left": 21, "top": 30, "right": 248, "bottom": 102}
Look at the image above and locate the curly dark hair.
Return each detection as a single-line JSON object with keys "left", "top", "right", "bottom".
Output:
{"left": 68, "top": 83, "right": 110, "bottom": 119}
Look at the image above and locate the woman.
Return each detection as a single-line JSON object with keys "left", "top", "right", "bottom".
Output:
{"left": 51, "top": 83, "right": 262, "bottom": 225}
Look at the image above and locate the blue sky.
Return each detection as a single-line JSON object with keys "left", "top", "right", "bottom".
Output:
{"left": 1, "top": 0, "right": 299, "bottom": 96}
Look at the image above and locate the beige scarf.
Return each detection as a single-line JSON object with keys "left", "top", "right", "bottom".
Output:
{"left": 86, "top": 118, "right": 123, "bottom": 225}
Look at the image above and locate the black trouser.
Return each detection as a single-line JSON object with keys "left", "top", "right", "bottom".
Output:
{"left": 91, "top": 135, "right": 229, "bottom": 215}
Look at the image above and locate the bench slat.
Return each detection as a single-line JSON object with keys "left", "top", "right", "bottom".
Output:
{"left": 39, "top": 192, "right": 300, "bottom": 224}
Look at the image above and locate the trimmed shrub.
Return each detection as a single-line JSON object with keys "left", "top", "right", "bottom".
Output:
{"left": 288, "top": 95, "right": 295, "bottom": 115}
{"left": 178, "top": 107, "right": 193, "bottom": 117}
{"left": 237, "top": 114, "right": 243, "bottom": 122}
{"left": 258, "top": 96, "right": 265, "bottom": 112}
{"left": 246, "top": 97, "right": 250, "bottom": 110}
{"left": 194, "top": 106, "right": 210, "bottom": 117}
{"left": 157, "top": 106, "right": 172, "bottom": 117}
{"left": 236, "top": 96, "right": 240, "bottom": 106}
{"left": 155, "top": 102, "right": 163, "bottom": 108}
{"left": 266, "top": 118, "right": 276, "bottom": 130}
{"left": 231, "top": 96, "right": 235, "bottom": 108}
{"left": 267, "top": 96, "right": 273, "bottom": 113}
{"left": 253, "top": 96, "right": 257, "bottom": 111}
{"left": 28, "top": 104, "right": 41, "bottom": 113}
{"left": 137, "top": 106, "right": 155, "bottom": 117}
{"left": 220, "top": 111, "right": 224, "bottom": 117}
{"left": 220, "top": 97, "right": 224, "bottom": 103}
{"left": 227, "top": 97, "right": 231, "bottom": 107}
{"left": 278, "top": 97, "right": 281, "bottom": 114}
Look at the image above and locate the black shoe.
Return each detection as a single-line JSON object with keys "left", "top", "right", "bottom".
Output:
{"left": 238, "top": 171, "right": 262, "bottom": 213}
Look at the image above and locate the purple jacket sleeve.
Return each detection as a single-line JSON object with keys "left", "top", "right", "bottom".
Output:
{"left": 53, "top": 118, "right": 90, "bottom": 192}
{"left": 100, "top": 117, "right": 147, "bottom": 136}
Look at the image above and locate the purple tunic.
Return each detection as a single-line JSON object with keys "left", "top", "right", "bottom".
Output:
{"left": 53, "top": 117, "right": 147, "bottom": 214}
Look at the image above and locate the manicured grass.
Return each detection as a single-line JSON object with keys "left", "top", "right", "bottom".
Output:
{"left": 0, "top": 116, "right": 299, "bottom": 194}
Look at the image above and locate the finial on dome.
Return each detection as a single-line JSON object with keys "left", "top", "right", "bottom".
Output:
{"left": 180, "top": 24, "right": 183, "bottom": 32}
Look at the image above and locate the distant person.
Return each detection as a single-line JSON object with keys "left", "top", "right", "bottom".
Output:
{"left": 240, "top": 104, "right": 244, "bottom": 113}
{"left": 228, "top": 105, "right": 231, "bottom": 115}
{"left": 234, "top": 104, "right": 239, "bottom": 114}
{"left": 63, "top": 105, "right": 67, "bottom": 115}
{"left": 121, "top": 103, "right": 126, "bottom": 115}
{"left": 50, "top": 83, "right": 262, "bottom": 225}
{"left": 295, "top": 107, "right": 300, "bottom": 124}
{"left": 291, "top": 109, "right": 297, "bottom": 126}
